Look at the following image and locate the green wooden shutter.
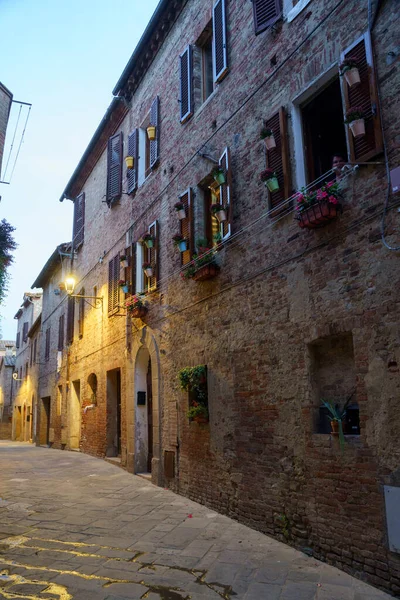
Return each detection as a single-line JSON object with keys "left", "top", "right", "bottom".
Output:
{"left": 107, "top": 132, "right": 123, "bottom": 204}
{"left": 149, "top": 96, "right": 160, "bottom": 169}
{"left": 213, "top": 0, "right": 228, "bottom": 83}
{"left": 341, "top": 33, "right": 383, "bottom": 162}
{"left": 180, "top": 46, "right": 193, "bottom": 123}
{"left": 252, "top": 0, "right": 282, "bottom": 35}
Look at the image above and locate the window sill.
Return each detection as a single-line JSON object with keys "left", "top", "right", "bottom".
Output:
{"left": 287, "top": 0, "right": 312, "bottom": 22}
{"left": 194, "top": 86, "right": 219, "bottom": 120}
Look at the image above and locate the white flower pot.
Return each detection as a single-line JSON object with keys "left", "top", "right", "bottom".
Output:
{"left": 215, "top": 209, "right": 227, "bottom": 223}
{"left": 120, "top": 260, "right": 128, "bottom": 268}
{"left": 344, "top": 68, "right": 361, "bottom": 87}
{"left": 264, "top": 135, "right": 276, "bottom": 150}
{"left": 349, "top": 118, "right": 365, "bottom": 138}
{"left": 144, "top": 267, "right": 153, "bottom": 277}
{"left": 176, "top": 209, "right": 186, "bottom": 220}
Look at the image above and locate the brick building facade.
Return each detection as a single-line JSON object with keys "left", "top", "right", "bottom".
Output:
{"left": 0, "top": 341, "right": 15, "bottom": 439}
{"left": 0, "top": 82, "right": 13, "bottom": 177}
{"left": 32, "top": 0, "right": 400, "bottom": 593}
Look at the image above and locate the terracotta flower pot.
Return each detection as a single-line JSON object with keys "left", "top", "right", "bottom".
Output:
{"left": 349, "top": 118, "right": 365, "bottom": 138}
{"left": 147, "top": 126, "right": 156, "bottom": 141}
{"left": 193, "top": 416, "right": 209, "bottom": 424}
{"left": 344, "top": 68, "right": 361, "bottom": 87}
{"left": 130, "top": 306, "right": 148, "bottom": 319}
{"left": 192, "top": 263, "right": 220, "bottom": 281}
{"left": 215, "top": 208, "right": 227, "bottom": 223}
{"left": 298, "top": 201, "right": 342, "bottom": 229}
{"left": 331, "top": 420, "right": 340, "bottom": 435}
{"left": 176, "top": 208, "right": 186, "bottom": 220}
{"left": 265, "top": 176, "right": 280, "bottom": 192}
{"left": 264, "top": 135, "right": 276, "bottom": 150}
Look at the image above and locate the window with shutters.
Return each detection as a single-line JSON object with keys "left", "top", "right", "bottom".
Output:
{"left": 45, "top": 328, "right": 51, "bottom": 361}
{"left": 178, "top": 189, "right": 194, "bottom": 266}
{"left": 106, "top": 132, "right": 123, "bottom": 205}
{"left": 22, "top": 322, "right": 29, "bottom": 343}
{"left": 16, "top": 332, "right": 20, "bottom": 349}
{"left": 252, "top": 0, "right": 282, "bottom": 35}
{"left": 204, "top": 147, "right": 233, "bottom": 242}
{"left": 143, "top": 221, "right": 158, "bottom": 292}
{"left": 67, "top": 296, "right": 75, "bottom": 345}
{"left": 108, "top": 254, "right": 120, "bottom": 315}
{"left": 263, "top": 108, "right": 292, "bottom": 213}
{"left": 58, "top": 314, "right": 64, "bottom": 351}
{"left": 127, "top": 96, "right": 160, "bottom": 192}
{"left": 72, "top": 193, "right": 85, "bottom": 249}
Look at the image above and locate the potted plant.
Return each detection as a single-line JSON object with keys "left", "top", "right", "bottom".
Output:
{"left": 118, "top": 280, "right": 129, "bottom": 294}
{"left": 180, "top": 239, "right": 220, "bottom": 281}
{"left": 187, "top": 402, "right": 209, "bottom": 423}
{"left": 147, "top": 125, "right": 156, "bottom": 141}
{"left": 120, "top": 255, "right": 129, "bottom": 268}
{"left": 260, "top": 127, "right": 276, "bottom": 150}
{"left": 295, "top": 181, "right": 343, "bottom": 229}
{"left": 344, "top": 106, "right": 366, "bottom": 137}
{"left": 172, "top": 234, "right": 188, "bottom": 252}
{"left": 322, "top": 399, "right": 349, "bottom": 452}
{"left": 126, "top": 294, "right": 147, "bottom": 319}
{"left": 142, "top": 233, "right": 155, "bottom": 248}
{"left": 260, "top": 168, "right": 280, "bottom": 192}
{"left": 125, "top": 156, "right": 134, "bottom": 169}
{"left": 339, "top": 56, "right": 361, "bottom": 87}
{"left": 142, "top": 262, "right": 153, "bottom": 277}
{"left": 210, "top": 203, "right": 227, "bottom": 223}
{"left": 212, "top": 166, "right": 226, "bottom": 185}
{"left": 174, "top": 201, "right": 186, "bottom": 220}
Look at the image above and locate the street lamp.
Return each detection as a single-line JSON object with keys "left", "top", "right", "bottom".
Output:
{"left": 64, "top": 275, "right": 103, "bottom": 308}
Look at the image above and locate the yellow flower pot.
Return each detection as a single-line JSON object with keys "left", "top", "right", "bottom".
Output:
{"left": 125, "top": 156, "right": 134, "bottom": 169}
{"left": 147, "top": 126, "right": 156, "bottom": 141}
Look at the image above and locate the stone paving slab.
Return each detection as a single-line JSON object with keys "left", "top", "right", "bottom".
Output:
{"left": 0, "top": 441, "right": 394, "bottom": 600}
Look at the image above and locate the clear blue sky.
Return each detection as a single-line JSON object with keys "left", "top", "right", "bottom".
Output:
{"left": 0, "top": 0, "right": 159, "bottom": 339}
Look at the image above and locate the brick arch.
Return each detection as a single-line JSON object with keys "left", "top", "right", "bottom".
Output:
{"left": 127, "top": 327, "right": 161, "bottom": 486}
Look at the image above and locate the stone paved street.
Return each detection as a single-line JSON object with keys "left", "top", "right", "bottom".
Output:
{"left": 0, "top": 442, "right": 393, "bottom": 600}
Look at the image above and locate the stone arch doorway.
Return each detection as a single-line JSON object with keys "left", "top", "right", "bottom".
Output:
{"left": 128, "top": 328, "right": 161, "bottom": 485}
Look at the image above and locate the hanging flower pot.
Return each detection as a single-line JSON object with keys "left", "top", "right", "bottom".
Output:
{"left": 260, "top": 127, "right": 276, "bottom": 150}
{"left": 339, "top": 57, "right": 361, "bottom": 87}
{"left": 172, "top": 234, "right": 187, "bottom": 252}
{"left": 142, "top": 233, "right": 155, "bottom": 248}
{"left": 120, "top": 255, "right": 129, "bottom": 268}
{"left": 125, "top": 156, "right": 134, "bottom": 169}
{"left": 147, "top": 125, "right": 156, "bottom": 141}
{"left": 344, "top": 68, "right": 361, "bottom": 87}
{"left": 344, "top": 106, "right": 366, "bottom": 138}
{"left": 119, "top": 280, "right": 129, "bottom": 293}
{"left": 178, "top": 240, "right": 187, "bottom": 252}
{"left": 142, "top": 263, "right": 153, "bottom": 278}
{"left": 210, "top": 204, "right": 227, "bottom": 223}
{"left": 265, "top": 177, "right": 280, "bottom": 192}
{"left": 212, "top": 167, "right": 226, "bottom": 185}
{"left": 174, "top": 201, "right": 186, "bottom": 220}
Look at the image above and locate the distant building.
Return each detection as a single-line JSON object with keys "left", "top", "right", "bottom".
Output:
{"left": 0, "top": 343, "right": 15, "bottom": 439}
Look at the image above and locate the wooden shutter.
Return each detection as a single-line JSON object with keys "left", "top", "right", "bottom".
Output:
{"left": 78, "top": 289, "right": 84, "bottom": 339}
{"left": 149, "top": 96, "right": 160, "bottom": 169}
{"left": 179, "top": 46, "right": 193, "bottom": 123}
{"left": 179, "top": 188, "right": 194, "bottom": 266}
{"left": 252, "top": 0, "right": 282, "bottom": 35}
{"left": 146, "top": 221, "right": 158, "bottom": 292}
{"left": 67, "top": 296, "right": 74, "bottom": 344}
{"left": 219, "top": 147, "right": 232, "bottom": 240}
{"left": 16, "top": 332, "right": 20, "bottom": 349}
{"left": 30, "top": 342, "right": 33, "bottom": 367}
{"left": 127, "top": 129, "right": 138, "bottom": 194}
{"left": 108, "top": 254, "right": 120, "bottom": 314}
{"left": 341, "top": 33, "right": 383, "bottom": 162}
{"left": 107, "top": 132, "right": 123, "bottom": 204}
{"left": 213, "top": 0, "right": 228, "bottom": 83}
{"left": 58, "top": 314, "right": 64, "bottom": 351}
{"left": 72, "top": 192, "right": 85, "bottom": 249}
{"left": 33, "top": 338, "right": 37, "bottom": 363}
{"left": 45, "top": 328, "right": 50, "bottom": 361}
{"left": 22, "top": 322, "right": 29, "bottom": 343}
{"left": 265, "top": 107, "right": 291, "bottom": 214}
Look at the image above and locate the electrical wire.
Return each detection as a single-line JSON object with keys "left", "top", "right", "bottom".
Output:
{"left": 8, "top": 105, "right": 31, "bottom": 183}
{"left": 2, "top": 104, "right": 22, "bottom": 181}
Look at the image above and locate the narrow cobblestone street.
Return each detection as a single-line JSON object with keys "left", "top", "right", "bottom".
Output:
{"left": 0, "top": 442, "right": 393, "bottom": 600}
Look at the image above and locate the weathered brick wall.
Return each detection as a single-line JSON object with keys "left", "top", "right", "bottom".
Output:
{"left": 39, "top": 0, "right": 400, "bottom": 594}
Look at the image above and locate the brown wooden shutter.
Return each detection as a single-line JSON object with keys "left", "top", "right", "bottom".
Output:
{"left": 30, "top": 342, "right": 33, "bottom": 367}
{"left": 265, "top": 107, "right": 291, "bottom": 214}
{"left": 58, "top": 314, "right": 64, "bottom": 351}
{"left": 219, "top": 147, "right": 232, "bottom": 240}
{"left": 45, "top": 328, "right": 50, "bottom": 361}
{"left": 16, "top": 332, "right": 20, "bottom": 349}
{"left": 78, "top": 289, "right": 84, "bottom": 338}
{"left": 180, "top": 46, "right": 193, "bottom": 123}
{"left": 146, "top": 221, "right": 158, "bottom": 291}
{"left": 127, "top": 129, "right": 138, "bottom": 194}
{"left": 22, "top": 322, "right": 29, "bottom": 343}
{"left": 213, "top": 0, "right": 228, "bottom": 83}
{"left": 131, "top": 243, "right": 137, "bottom": 295}
{"left": 149, "top": 96, "right": 160, "bottom": 169}
{"left": 252, "top": 0, "right": 282, "bottom": 35}
{"left": 179, "top": 189, "right": 194, "bottom": 266}
{"left": 33, "top": 338, "right": 37, "bottom": 363}
{"left": 107, "top": 132, "right": 123, "bottom": 204}
{"left": 72, "top": 192, "right": 85, "bottom": 249}
{"left": 67, "top": 296, "right": 74, "bottom": 344}
{"left": 108, "top": 254, "right": 120, "bottom": 314}
{"left": 341, "top": 33, "right": 383, "bottom": 162}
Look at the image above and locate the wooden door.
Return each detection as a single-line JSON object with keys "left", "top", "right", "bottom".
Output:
{"left": 147, "top": 359, "right": 153, "bottom": 472}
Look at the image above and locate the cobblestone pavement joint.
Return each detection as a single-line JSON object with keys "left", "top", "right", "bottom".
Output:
{"left": 0, "top": 442, "right": 393, "bottom": 600}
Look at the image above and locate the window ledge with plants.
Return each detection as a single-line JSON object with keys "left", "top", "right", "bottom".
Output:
{"left": 295, "top": 180, "right": 343, "bottom": 229}
{"left": 126, "top": 294, "right": 148, "bottom": 319}
{"left": 180, "top": 239, "right": 220, "bottom": 282}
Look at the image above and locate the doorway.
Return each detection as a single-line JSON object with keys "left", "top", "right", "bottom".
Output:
{"left": 106, "top": 369, "right": 121, "bottom": 457}
{"left": 40, "top": 397, "right": 51, "bottom": 445}
{"left": 15, "top": 407, "right": 22, "bottom": 440}
{"left": 135, "top": 348, "right": 153, "bottom": 474}
{"left": 69, "top": 380, "right": 81, "bottom": 450}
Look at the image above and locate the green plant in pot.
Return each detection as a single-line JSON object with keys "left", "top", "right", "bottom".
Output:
{"left": 187, "top": 402, "right": 209, "bottom": 422}
{"left": 178, "top": 364, "right": 208, "bottom": 422}
{"left": 344, "top": 106, "right": 366, "bottom": 138}
{"left": 260, "top": 168, "right": 279, "bottom": 192}
{"left": 212, "top": 166, "right": 226, "bottom": 185}
{"left": 339, "top": 56, "right": 360, "bottom": 87}
{"left": 142, "top": 233, "right": 155, "bottom": 248}
{"left": 260, "top": 127, "right": 276, "bottom": 150}
{"left": 210, "top": 203, "right": 227, "bottom": 223}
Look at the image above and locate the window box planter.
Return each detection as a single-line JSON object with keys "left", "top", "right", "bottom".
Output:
{"left": 130, "top": 306, "right": 148, "bottom": 318}
{"left": 192, "top": 263, "right": 220, "bottom": 281}
{"left": 349, "top": 118, "right": 365, "bottom": 138}
{"left": 297, "top": 200, "right": 342, "bottom": 229}
{"left": 192, "top": 415, "right": 209, "bottom": 424}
